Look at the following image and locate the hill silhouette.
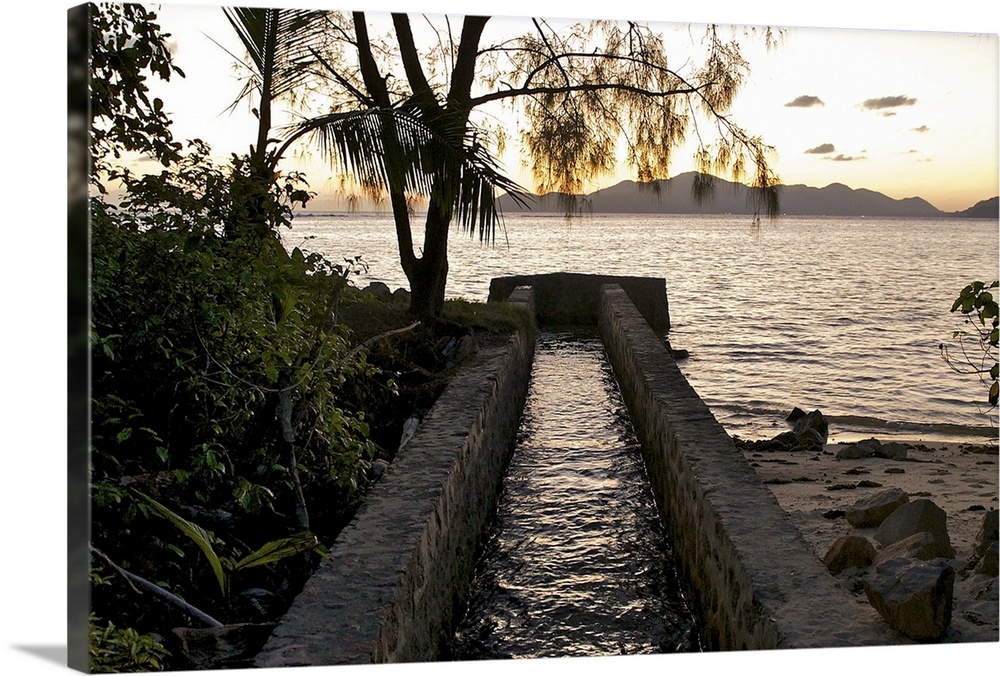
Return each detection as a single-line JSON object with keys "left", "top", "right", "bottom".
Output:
{"left": 499, "top": 172, "right": 992, "bottom": 218}
{"left": 952, "top": 196, "right": 999, "bottom": 219}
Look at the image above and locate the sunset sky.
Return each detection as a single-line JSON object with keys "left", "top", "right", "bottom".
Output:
{"left": 1, "top": 3, "right": 998, "bottom": 676}
{"left": 137, "top": 0, "right": 1000, "bottom": 214}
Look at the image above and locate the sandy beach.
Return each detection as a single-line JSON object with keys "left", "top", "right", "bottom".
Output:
{"left": 744, "top": 437, "right": 998, "bottom": 644}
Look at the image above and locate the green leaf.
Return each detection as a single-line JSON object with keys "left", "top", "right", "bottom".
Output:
{"left": 133, "top": 490, "right": 228, "bottom": 597}
{"left": 233, "top": 531, "right": 321, "bottom": 570}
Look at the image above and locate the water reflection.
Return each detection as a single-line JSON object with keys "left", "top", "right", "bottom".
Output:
{"left": 449, "top": 332, "right": 704, "bottom": 660}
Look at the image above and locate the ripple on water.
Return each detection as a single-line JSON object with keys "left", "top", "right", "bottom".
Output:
{"left": 449, "top": 333, "right": 704, "bottom": 660}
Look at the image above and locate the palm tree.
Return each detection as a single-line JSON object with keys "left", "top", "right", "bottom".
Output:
{"left": 221, "top": 10, "right": 777, "bottom": 319}
{"left": 221, "top": 7, "right": 526, "bottom": 298}
{"left": 223, "top": 6, "right": 328, "bottom": 170}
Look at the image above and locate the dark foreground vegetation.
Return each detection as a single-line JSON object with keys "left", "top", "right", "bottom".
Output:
{"left": 90, "top": 193, "right": 528, "bottom": 670}
{"left": 82, "top": 5, "right": 532, "bottom": 670}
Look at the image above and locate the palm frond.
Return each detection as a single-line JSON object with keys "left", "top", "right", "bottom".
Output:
{"left": 223, "top": 7, "right": 331, "bottom": 107}
{"left": 283, "top": 106, "right": 530, "bottom": 243}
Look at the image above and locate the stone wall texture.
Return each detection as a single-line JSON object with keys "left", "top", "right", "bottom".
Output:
{"left": 598, "top": 284, "right": 892, "bottom": 650}
{"left": 488, "top": 272, "right": 670, "bottom": 333}
{"left": 256, "top": 293, "right": 536, "bottom": 667}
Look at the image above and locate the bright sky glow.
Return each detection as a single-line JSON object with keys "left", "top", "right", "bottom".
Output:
{"left": 139, "top": 0, "right": 1000, "bottom": 214}
{"left": 134, "top": 1, "right": 999, "bottom": 214}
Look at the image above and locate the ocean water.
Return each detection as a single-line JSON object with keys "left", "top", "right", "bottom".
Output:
{"left": 283, "top": 212, "right": 999, "bottom": 443}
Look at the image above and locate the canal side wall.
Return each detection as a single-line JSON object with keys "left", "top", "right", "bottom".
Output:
{"left": 598, "top": 284, "right": 893, "bottom": 651}
{"left": 256, "top": 292, "right": 536, "bottom": 667}
{"left": 489, "top": 272, "right": 670, "bottom": 334}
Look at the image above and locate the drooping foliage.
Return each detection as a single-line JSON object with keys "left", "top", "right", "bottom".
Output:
{"left": 230, "top": 11, "right": 780, "bottom": 317}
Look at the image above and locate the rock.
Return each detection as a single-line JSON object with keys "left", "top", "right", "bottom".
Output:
{"left": 733, "top": 410, "right": 828, "bottom": 452}
{"left": 875, "top": 441, "right": 909, "bottom": 460}
{"left": 391, "top": 287, "right": 411, "bottom": 305}
{"left": 823, "top": 535, "right": 876, "bottom": 573}
{"left": 785, "top": 407, "right": 807, "bottom": 424}
{"left": 846, "top": 487, "right": 910, "bottom": 528}
{"left": 791, "top": 409, "right": 829, "bottom": 446}
{"left": 873, "top": 499, "right": 955, "bottom": 558}
{"left": 834, "top": 438, "right": 910, "bottom": 461}
{"left": 874, "top": 532, "right": 941, "bottom": 566}
{"left": 835, "top": 445, "right": 872, "bottom": 460}
{"left": 863, "top": 558, "right": 955, "bottom": 641}
{"left": 397, "top": 416, "right": 420, "bottom": 453}
{"left": 362, "top": 281, "right": 393, "bottom": 302}
{"left": 663, "top": 338, "right": 689, "bottom": 360}
{"left": 976, "top": 510, "right": 999, "bottom": 555}
{"left": 973, "top": 541, "right": 999, "bottom": 577}
{"left": 236, "top": 588, "right": 282, "bottom": 621}
{"left": 835, "top": 437, "right": 880, "bottom": 460}
{"left": 173, "top": 623, "right": 278, "bottom": 669}
{"left": 368, "top": 458, "right": 390, "bottom": 481}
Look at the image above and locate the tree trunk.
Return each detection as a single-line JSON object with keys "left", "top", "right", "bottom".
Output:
{"left": 404, "top": 198, "right": 452, "bottom": 320}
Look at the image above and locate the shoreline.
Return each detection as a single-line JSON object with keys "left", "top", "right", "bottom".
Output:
{"left": 745, "top": 437, "right": 998, "bottom": 644}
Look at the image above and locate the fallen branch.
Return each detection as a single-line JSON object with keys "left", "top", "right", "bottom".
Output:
{"left": 90, "top": 545, "right": 224, "bottom": 629}
{"left": 327, "top": 320, "right": 422, "bottom": 373}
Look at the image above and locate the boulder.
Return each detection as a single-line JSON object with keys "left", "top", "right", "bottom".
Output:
{"left": 873, "top": 499, "right": 955, "bottom": 558}
{"left": 846, "top": 487, "right": 909, "bottom": 528}
{"left": 785, "top": 407, "right": 807, "bottom": 424}
{"left": 975, "top": 510, "right": 999, "bottom": 557}
{"left": 835, "top": 438, "right": 910, "bottom": 461}
{"left": 874, "top": 532, "right": 940, "bottom": 566}
{"left": 863, "top": 558, "right": 955, "bottom": 641}
{"left": 836, "top": 444, "right": 874, "bottom": 460}
{"left": 835, "top": 437, "right": 880, "bottom": 460}
{"left": 823, "top": 535, "right": 876, "bottom": 573}
{"left": 362, "top": 281, "right": 393, "bottom": 302}
{"left": 391, "top": 287, "right": 411, "bottom": 305}
{"left": 733, "top": 408, "right": 829, "bottom": 452}
{"left": 973, "top": 541, "right": 999, "bottom": 577}
{"left": 875, "top": 441, "right": 909, "bottom": 460}
{"left": 791, "top": 409, "right": 829, "bottom": 446}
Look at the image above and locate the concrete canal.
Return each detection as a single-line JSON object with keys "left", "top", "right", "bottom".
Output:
{"left": 449, "top": 331, "right": 704, "bottom": 659}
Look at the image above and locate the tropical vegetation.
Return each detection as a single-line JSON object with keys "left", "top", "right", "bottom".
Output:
{"left": 219, "top": 7, "right": 781, "bottom": 318}
{"left": 82, "top": 2, "right": 782, "bottom": 670}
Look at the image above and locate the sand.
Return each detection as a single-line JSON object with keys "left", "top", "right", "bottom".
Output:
{"left": 744, "top": 438, "right": 999, "bottom": 644}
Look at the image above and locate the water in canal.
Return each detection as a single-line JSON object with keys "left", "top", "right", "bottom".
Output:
{"left": 449, "top": 332, "right": 704, "bottom": 660}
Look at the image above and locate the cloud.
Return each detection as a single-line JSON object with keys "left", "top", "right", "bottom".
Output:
{"left": 861, "top": 95, "right": 917, "bottom": 110}
{"left": 912, "top": 125, "right": 930, "bottom": 132}
{"left": 785, "top": 95, "right": 825, "bottom": 108}
{"left": 826, "top": 154, "right": 866, "bottom": 162}
{"left": 805, "top": 143, "right": 836, "bottom": 154}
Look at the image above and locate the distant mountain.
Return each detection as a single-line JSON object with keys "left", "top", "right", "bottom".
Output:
{"left": 952, "top": 196, "right": 999, "bottom": 219}
{"left": 499, "top": 172, "right": 974, "bottom": 218}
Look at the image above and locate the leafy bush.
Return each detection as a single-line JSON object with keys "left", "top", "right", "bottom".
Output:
{"left": 89, "top": 613, "right": 170, "bottom": 674}
{"left": 89, "top": 140, "right": 398, "bottom": 662}
{"left": 942, "top": 280, "right": 999, "bottom": 409}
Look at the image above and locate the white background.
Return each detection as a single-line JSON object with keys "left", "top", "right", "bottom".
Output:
{"left": 1, "top": 1, "right": 997, "bottom": 675}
